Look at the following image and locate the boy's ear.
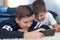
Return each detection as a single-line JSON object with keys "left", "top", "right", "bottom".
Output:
{"left": 15, "top": 18, "right": 19, "bottom": 23}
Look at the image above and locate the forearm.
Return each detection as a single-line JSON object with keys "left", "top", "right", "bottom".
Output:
{"left": 0, "top": 29, "right": 24, "bottom": 38}
{"left": 53, "top": 23, "right": 60, "bottom": 32}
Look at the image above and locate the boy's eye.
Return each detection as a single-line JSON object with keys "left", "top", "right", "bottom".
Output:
{"left": 40, "top": 15, "right": 43, "bottom": 16}
{"left": 24, "top": 22, "right": 28, "bottom": 23}
{"left": 39, "top": 15, "right": 44, "bottom": 17}
{"left": 24, "top": 20, "right": 33, "bottom": 23}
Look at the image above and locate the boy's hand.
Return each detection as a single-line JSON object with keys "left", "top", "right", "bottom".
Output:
{"left": 54, "top": 27, "right": 60, "bottom": 32}
{"left": 24, "top": 28, "right": 45, "bottom": 38}
{"left": 18, "top": 29, "right": 28, "bottom": 32}
{"left": 18, "top": 29, "right": 25, "bottom": 32}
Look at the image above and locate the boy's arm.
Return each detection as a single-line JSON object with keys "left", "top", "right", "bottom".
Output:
{"left": 48, "top": 12, "right": 60, "bottom": 32}
{"left": 52, "top": 23, "right": 60, "bottom": 32}
{"left": 0, "top": 29, "right": 24, "bottom": 38}
{"left": 24, "top": 28, "right": 45, "bottom": 38}
{"left": 0, "top": 28, "right": 45, "bottom": 38}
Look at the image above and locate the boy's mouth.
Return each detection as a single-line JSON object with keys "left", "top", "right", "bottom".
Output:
{"left": 24, "top": 26, "right": 30, "bottom": 29}
{"left": 38, "top": 18, "right": 44, "bottom": 22}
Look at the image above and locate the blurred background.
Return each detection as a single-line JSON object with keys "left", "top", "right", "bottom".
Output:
{"left": 0, "top": 0, "right": 60, "bottom": 24}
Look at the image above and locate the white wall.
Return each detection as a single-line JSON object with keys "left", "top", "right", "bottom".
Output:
{"left": 0, "top": 0, "right": 3, "bottom": 6}
{"left": 56, "top": 4, "right": 60, "bottom": 24}
{"left": 8, "top": 0, "right": 35, "bottom": 7}
{"left": 43, "top": 0, "right": 57, "bottom": 12}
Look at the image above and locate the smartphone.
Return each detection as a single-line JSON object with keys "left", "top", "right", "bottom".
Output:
{"left": 40, "top": 29, "right": 55, "bottom": 36}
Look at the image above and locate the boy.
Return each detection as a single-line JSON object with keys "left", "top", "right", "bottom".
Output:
{"left": 0, "top": 5, "right": 45, "bottom": 38}
{"left": 32, "top": 0, "right": 60, "bottom": 32}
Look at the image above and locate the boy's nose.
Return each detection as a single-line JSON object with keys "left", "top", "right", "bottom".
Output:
{"left": 27, "top": 24, "right": 31, "bottom": 27}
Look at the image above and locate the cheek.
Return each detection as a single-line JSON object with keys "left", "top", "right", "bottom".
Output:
{"left": 30, "top": 22, "right": 33, "bottom": 26}
{"left": 26, "top": 22, "right": 33, "bottom": 27}
{"left": 36, "top": 16, "right": 45, "bottom": 21}
{"left": 36, "top": 16, "right": 42, "bottom": 20}
{"left": 18, "top": 22, "right": 25, "bottom": 27}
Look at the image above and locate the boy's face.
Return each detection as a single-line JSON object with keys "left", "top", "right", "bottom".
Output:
{"left": 15, "top": 16, "right": 33, "bottom": 30}
{"left": 35, "top": 12, "right": 46, "bottom": 21}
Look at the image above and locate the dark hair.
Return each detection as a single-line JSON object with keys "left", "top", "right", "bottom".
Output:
{"left": 16, "top": 5, "right": 33, "bottom": 20}
{"left": 32, "top": 0, "right": 46, "bottom": 15}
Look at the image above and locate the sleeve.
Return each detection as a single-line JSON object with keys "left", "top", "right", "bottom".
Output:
{"left": 2, "top": 25, "right": 13, "bottom": 31}
{"left": 0, "top": 29, "right": 24, "bottom": 38}
{"left": 48, "top": 12, "right": 57, "bottom": 25}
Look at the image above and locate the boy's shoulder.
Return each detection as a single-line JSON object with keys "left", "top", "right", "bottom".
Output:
{"left": 45, "top": 12, "right": 53, "bottom": 18}
{"left": 45, "top": 12, "right": 52, "bottom": 16}
{"left": 0, "top": 19, "right": 19, "bottom": 31}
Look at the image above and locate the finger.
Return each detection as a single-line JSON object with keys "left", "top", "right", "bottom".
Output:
{"left": 18, "top": 29, "right": 25, "bottom": 32}
{"left": 38, "top": 33, "right": 44, "bottom": 36}
{"left": 36, "top": 28, "right": 45, "bottom": 32}
{"left": 36, "top": 33, "right": 44, "bottom": 38}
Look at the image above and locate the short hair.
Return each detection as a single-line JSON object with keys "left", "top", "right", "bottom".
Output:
{"left": 16, "top": 5, "right": 33, "bottom": 20}
{"left": 32, "top": 0, "right": 46, "bottom": 15}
